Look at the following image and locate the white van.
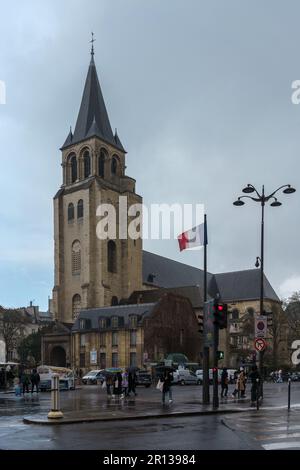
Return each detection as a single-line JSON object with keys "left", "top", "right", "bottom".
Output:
{"left": 37, "top": 365, "right": 76, "bottom": 391}
{"left": 173, "top": 369, "right": 201, "bottom": 385}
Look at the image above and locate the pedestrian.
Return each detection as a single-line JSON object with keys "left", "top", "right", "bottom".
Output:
{"left": 248, "top": 365, "right": 261, "bottom": 406}
{"left": 30, "top": 368, "right": 40, "bottom": 393}
{"left": 106, "top": 374, "right": 113, "bottom": 397}
{"left": 128, "top": 371, "right": 137, "bottom": 397}
{"left": 20, "top": 370, "right": 30, "bottom": 394}
{"left": 122, "top": 370, "right": 129, "bottom": 397}
{"left": 220, "top": 367, "right": 228, "bottom": 398}
{"left": 277, "top": 369, "right": 283, "bottom": 383}
{"left": 231, "top": 367, "right": 246, "bottom": 398}
{"left": 113, "top": 372, "right": 123, "bottom": 399}
{"left": 161, "top": 368, "right": 173, "bottom": 405}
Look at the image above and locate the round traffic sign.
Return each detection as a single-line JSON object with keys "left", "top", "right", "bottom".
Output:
{"left": 255, "top": 338, "right": 266, "bottom": 352}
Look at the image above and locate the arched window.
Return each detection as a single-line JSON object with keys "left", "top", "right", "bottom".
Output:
{"left": 83, "top": 150, "right": 91, "bottom": 178}
{"left": 72, "top": 240, "right": 81, "bottom": 275}
{"left": 77, "top": 199, "right": 83, "bottom": 219}
{"left": 68, "top": 203, "right": 74, "bottom": 221}
{"left": 111, "top": 296, "right": 118, "bottom": 306}
{"left": 72, "top": 294, "right": 81, "bottom": 320}
{"left": 111, "top": 157, "right": 118, "bottom": 175}
{"left": 107, "top": 240, "right": 117, "bottom": 273}
{"left": 69, "top": 154, "right": 77, "bottom": 183}
{"left": 98, "top": 149, "right": 107, "bottom": 177}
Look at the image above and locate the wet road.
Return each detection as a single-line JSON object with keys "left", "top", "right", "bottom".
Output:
{"left": 0, "top": 382, "right": 299, "bottom": 450}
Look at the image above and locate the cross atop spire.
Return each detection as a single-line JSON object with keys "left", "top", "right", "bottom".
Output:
{"left": 90, "top": 32, "right": 96, "bottom": 58}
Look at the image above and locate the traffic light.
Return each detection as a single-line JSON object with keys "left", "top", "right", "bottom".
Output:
{"left": 217, "top": 350, "right": 224, "bottom": 360}
{"left": 213, "top": 300, "right": 228, "bottom": 329}
{"left": 198, "top": 314, "right": 204, "bottom": 334}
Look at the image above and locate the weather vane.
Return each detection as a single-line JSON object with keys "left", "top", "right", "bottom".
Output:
{"left": 90, "top": 32, "right": 96, "bottom": 56}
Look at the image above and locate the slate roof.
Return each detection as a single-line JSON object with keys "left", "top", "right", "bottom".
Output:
{"left": 61, "top": 55, "right": 125, "bottom": 152}
{"left": 142, "top": 251, "right": 280, "bottom": 303}
{"left": 128, "top": 286, "right": 203, "bottom": 309}
{"left": 142, "top": 250, "right": 214, "bottom": 288}
{"left": 72, "top": 303, "right": 157, "bottom": 331}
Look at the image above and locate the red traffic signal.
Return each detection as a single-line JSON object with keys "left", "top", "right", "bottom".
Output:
{"left": 213, "top": 300, "right": 228, "bottom": 329}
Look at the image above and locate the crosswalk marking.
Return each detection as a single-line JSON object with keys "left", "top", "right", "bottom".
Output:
{"left": 263, "top": 442, "right": 300, "bottom": 450}
{"left": 224, "top": 411, "right": 300, "bottom": 450}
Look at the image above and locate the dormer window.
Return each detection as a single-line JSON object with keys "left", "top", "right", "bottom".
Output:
{"left": 147, "top": 273, "right": 156, "bottom": 283}
{"left": 129, "top": 315, "right": 137, "bottom": 328}
{"left": 111, "top": 316, "right": 118, "bottom": 328}
{"left": 99, "top": 317, "right": 106, "bottom": 329}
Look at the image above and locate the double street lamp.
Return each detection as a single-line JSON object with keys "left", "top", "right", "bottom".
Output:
{"left": 233, "top": 184, "right": 296, "bottom": 395}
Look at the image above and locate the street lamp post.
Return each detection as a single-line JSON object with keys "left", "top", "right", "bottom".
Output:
{"left": 233, "top": 184, "right": 296, "bottom": 397}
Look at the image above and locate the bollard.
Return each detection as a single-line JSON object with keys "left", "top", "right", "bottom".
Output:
{"left": 256, "top": 378, "right": 260, "bottom": 411}
{"left": 288, "top": 378, "right": 291, "bottom": 411}
{"left": 48, "top": 374, "right": 63, "bottom": 419}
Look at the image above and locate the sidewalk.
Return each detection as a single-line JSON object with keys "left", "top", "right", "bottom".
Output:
{"left": 23, "top": 397, "right": 254, "bottom": 425}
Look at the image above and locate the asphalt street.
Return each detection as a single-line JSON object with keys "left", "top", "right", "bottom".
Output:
{"left": 0, "top": 382, "right": 299, "bottom": 450}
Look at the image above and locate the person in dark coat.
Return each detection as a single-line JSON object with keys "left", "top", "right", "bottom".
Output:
{"left": 220, "top": 368, "right": 228, "bottom": 398}
{"left": 113, "top": 372, "right": 123, "bottom": 398}
{"left": 162, "top": 369, "right": 173, "bottom": 405}
{"left": 20, "top": 371, "right": 30, "bottom": 394}
{"left": 30, "top": 368, "right": 40, "bottom": 393}
{"left": 248, "top": 365, "right": 261, "bottom": 406}
{"left": 128, "top": 371, "right": 137, "bottom": 396}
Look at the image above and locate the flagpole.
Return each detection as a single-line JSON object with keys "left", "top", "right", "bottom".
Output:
{"left": 202, "top": 214, "right": 210, "bottom": 404}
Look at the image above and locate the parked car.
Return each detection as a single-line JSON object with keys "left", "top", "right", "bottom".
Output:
{"left": 173, "top": 369, "right": 201, "bottom": 385}
{"left": 82, "top": 369, "right": 105, "bottom": 385}
{"left": 136, "top": 370, "right": 152, "bottom": 387}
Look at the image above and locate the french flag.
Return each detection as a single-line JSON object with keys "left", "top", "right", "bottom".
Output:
{"left": 177, "top": 222, "right": 207, "bottom": 251}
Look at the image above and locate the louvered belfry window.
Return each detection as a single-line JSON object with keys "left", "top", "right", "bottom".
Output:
{"left": 72, "top": 240, "right": 81, "bottom": 275}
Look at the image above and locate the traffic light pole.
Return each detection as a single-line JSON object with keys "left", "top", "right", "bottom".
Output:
{"left": 212, "top": 322, "right": 219, "bottom": 409}
{"left": 202, "top": 215, "right": 210, "bottom": 405}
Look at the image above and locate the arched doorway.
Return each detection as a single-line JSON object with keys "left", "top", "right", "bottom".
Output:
{"left": 50, "top": 346, "right": 66, "bottom": 367}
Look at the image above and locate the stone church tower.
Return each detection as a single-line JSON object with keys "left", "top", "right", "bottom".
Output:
{"left": 52, "top": 49, "right": 143, "bottom": 324}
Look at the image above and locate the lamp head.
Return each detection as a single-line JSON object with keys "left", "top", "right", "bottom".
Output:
{"left": 283, "top": 186, "right": 296, "bottom": 194}
{"left": 255, "top": 257, "right": 260, "bottom": 268}
{"left": 242, "top": 185, "right": 255, "bottom": 194}
{"left": 233, "top": 199, "right": 245, "bottom": 206}
{"left": 270, "top": 200, "right": 282, "bottom": 207}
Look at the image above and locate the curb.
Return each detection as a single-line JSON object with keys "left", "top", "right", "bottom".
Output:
{"left": 23, "top": 407, "right": 249, "bottom": 425}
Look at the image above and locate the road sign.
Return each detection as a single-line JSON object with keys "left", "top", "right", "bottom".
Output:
{"left": 255, "top": 337, "right": 266, "bottom": 352}
{"left": 255, "top": 315, "right": 267, "bottom": 338}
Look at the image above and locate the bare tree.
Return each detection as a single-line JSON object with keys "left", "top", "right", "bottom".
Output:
{"left": 0, "top": 306, "right": 29, "bottom": 362}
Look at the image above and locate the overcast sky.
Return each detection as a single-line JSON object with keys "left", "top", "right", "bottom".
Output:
{"left": 0, "top": 0, "right": 300, "bottom": 310}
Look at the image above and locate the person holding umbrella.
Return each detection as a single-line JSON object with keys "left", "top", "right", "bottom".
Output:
{"left": 161, "top": 367, "right": 174, "bottom": 405}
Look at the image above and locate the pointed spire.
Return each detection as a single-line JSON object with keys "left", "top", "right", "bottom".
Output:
{"left": 62, "top": 126, "right": 73, "bottom": 148}
{"left": 61, "top": 45, "right": 125, "bottom": 152}
{"left": 114, "top": 128, "right": 125, "bottom": 152}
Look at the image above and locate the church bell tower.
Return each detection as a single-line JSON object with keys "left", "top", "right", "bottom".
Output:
{"left": 52, "top": 45, "right": 143, "bottom": 323}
